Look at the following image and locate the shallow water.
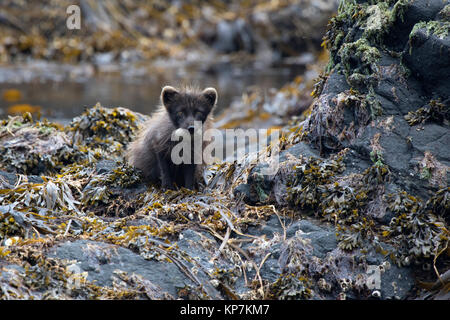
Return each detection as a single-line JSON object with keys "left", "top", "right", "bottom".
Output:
{"left": 0, "top": 62, "right": 303, "bottom": 123}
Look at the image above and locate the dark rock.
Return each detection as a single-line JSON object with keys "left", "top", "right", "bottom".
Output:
{"left": 199, "top": 0, "right": 339, "bottom": 61}
{"left": 1, "top": 0, "right": 448, "bottom": 301}
{"left": 28, "top": 175, "right": 44, "bottom": 184}
{"left": 214, "top": 19, "right": 255, "bottom": 54}
{"left": 341, "top": 148, "right": 372, "bottom": 175}
{"left": 404, "top": 25, "right": 450, "bottom": 98}
{"left": 0, "top": 171, "right": 44, "bottom": 187}
{"left": 373, "top": 55, "right": 424, "bottom": 116}
{"left": 246, "top": 216, "right": 338, "bottom": 270}
{"left": 287, "top": 220, "right": 337, "bottom": 259}
{"left": 243, "top": 164, "right": 274, "bottom": 204}
{"left": 233, "top": 183, "right": 253, "bottom": 204}
{"left": 47, "top": 239, "right": 202, "bottom": 297}
{"left": 321, "top": 70, "right": 351, "bottom": 96}
{"left": 280, "top": 142, "right": 321, "bottom": 161}
{"left": 248, "top": 214, "right": 284, "bottom": 238}
{"left": 363, "top": 243, "right": 416, "bottom": 299}
{"left": 384, "top": 0, "right": 446, "bottom": 51}
{"left": 0, "top": 171, "right": 17, "bottom": 188}
{"left": 288, "top": 219, "right": 324, "bottom": 235}
{"left": 176, "top": 229, "right": 218, "bottom": 270}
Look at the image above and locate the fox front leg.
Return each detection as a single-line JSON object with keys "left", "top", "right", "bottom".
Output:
{"left": 156, "top": 153, "right": 173, "bottom": 189}
{"left": 183, "top": 164, "right": 196, "bottom": 190}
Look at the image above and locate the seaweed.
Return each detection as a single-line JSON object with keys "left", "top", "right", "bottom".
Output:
{"left": 410, "top": 21, "right": 450, "bottom": 41}
{"left": 69, "top": 103, "right": 146, "bottom": 155}
{"left": 266, "top": 274, "right": 312, "bottom": 300}
{"left": 0, "top": 114, "right": 86, "bottom": 175}
{"left": 284, "top": 147, "right": 447, "bottom": 262}
{"left": 404, "top": 99, "right": 450, "bottom": 126}
{"left": 383, "top": 191, "right": 449, "bottom": 266}
{"left": 338, "top": 38, "right": 381, "bottom": 80}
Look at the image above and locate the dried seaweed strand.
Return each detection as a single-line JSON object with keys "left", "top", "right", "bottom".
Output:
{"left": 210, "top": 227, "right": 231, "bottom": 263}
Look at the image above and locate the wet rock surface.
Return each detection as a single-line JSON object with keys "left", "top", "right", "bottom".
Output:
{"left": 47, "top": 239, "right": 203, "bottom": 298}
{"left": 0, "top": 0, "right": 449, "bottom": 300}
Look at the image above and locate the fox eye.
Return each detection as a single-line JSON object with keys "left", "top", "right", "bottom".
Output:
{"left": 176, "top": 111, "right": 183, "bottom": 118}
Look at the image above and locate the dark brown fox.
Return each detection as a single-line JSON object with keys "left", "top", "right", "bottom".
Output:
{"left": 126, "top": 85, "right": 217, "bottom": 189}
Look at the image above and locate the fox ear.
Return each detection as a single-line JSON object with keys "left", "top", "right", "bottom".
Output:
{"left": 202, "top": 87, "right": 217, "bottom": 108}
{"left": 161, "top": 86, "right": 179, "bottom": 108}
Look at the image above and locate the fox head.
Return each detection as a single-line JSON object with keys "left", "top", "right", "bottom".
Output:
{"left": 161, "top": 86, "right": 217, "bottom": 134}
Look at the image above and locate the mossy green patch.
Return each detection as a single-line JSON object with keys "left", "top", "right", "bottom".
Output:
{"left": 439, "top": 4, "right": 450, "bottom": 22}
{"left": 410, "top": 20, "right": 450, "bottom": 40}
{"left": 338, "top": 38, "right": 381, "bottom": 78}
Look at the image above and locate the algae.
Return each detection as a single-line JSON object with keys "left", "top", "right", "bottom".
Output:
{"left": 410, "top": 20, "right": 450, "bottom": 40}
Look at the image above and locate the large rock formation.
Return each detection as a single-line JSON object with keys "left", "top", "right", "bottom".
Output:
{"left": 231, "top": 0, "right": 449, "bottom": 299}
{"left": 0, "top": 0, "right": 448, "bottom": 300}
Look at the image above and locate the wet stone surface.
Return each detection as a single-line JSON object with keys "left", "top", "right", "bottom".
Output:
{"left": 47, "top": 239, "right": 203, "bottom": 298}
{"left": 0, "top": 0, "right": 448, "bottom": 300}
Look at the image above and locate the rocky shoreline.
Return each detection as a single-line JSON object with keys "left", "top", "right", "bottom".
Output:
{"left": 0, "top": 0, "right": 338, "bottom": 82}
{"left": 0, "top": 0, "right": 449, "bottom": 300}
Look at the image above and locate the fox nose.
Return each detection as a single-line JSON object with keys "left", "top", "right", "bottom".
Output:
{"left": 188, "top": 126, "right": 195, "bottom": 134}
